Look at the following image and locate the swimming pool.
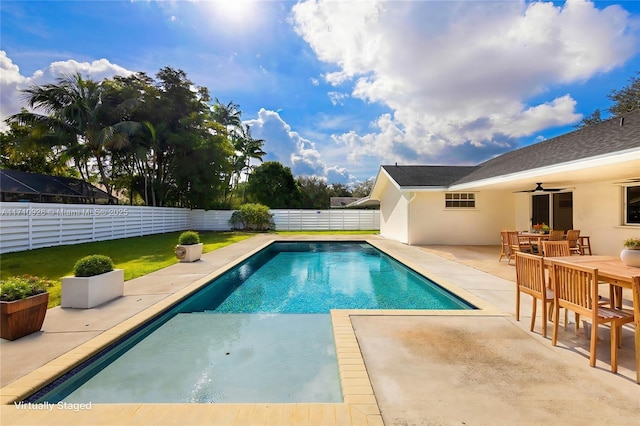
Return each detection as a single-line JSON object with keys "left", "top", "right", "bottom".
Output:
{"left": 26, "top": 241, "right": 474, "bottom": 404}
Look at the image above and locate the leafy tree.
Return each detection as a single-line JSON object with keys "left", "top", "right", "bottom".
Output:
{"left": 246, "top": 161, "right": 303, "bottom": 208}
{"left": 8, "top": 73, "right": 140, "bottom": 195}
{"left": 574, "top": 109, "right": 602, "bottom": 129}
{"left": 0, "top": 120, "right": 76, "bottom": 176}
{"left": 352, "top": 179, "right": 374, "bottom": 198}
{"left": 575, "top": 71, "right": 639, "bottom": 128}
{"left": 296, "top": 176, "right": 330, "bottom": 208}
{"left": 328, "top": 182, "right": 352, "bottom": 197}
{"left": 608, "top": 71, "right": 640, "bottom": 116}
{"left": 234, "top": 124, "right": 266, "bottom": 201}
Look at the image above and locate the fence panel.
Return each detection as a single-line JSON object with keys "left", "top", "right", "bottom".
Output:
{"left": 190, "top": 210, "right": 234, "bottom": 231}
{"left": 271, "top": 209, "right": 379, "bottom": 231}
{"left": 0, "top": 202, "right": 379, "bottom": 253}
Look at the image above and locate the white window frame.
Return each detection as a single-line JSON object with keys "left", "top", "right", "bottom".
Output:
{"left": 445, "top": 192, "right": 476, "bottom": 209}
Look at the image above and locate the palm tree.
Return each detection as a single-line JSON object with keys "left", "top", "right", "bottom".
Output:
{"left": 235, "top": 124, "right": 266, "bottom": 201}
{"left": 8, "top": 73, "right": 140, "bottom": 195}
{"left": 211, "top": 98, "right": 242, "bottom": 131}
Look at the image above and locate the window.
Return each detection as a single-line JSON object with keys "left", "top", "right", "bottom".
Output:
{"left": 445, "top": 193, "right": 475, "bottom": 208}
{"left": 625, "top": 185, "right": 640, "bottom": 225}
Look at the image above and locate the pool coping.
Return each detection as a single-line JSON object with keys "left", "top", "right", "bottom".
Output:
{"left": 1, "top": 237, "right": 506, "bottom": 425}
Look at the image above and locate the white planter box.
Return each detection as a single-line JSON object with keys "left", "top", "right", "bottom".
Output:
{"left": 61, "top": 269, "right": 124, "bottom": 309}
{"left": 175, "top": 243, "right": 203, "bottom": 263}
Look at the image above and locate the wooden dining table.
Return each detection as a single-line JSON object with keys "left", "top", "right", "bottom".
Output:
{"left": 544, "top": 255, "right": 639, "bottom": 383}
{"left": 519, "top": 233, "right": 549, "bottom": 254}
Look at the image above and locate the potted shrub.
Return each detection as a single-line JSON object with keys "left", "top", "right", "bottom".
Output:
{"left": 1, "top": 275, "right": 52, "bottom": 340}
{"left": 620, "top": 237, "right": 640, "bottom": 267}
{"left": 61, "top": 255, "right": 124, "bottom": 308}
{"left": 175, "top": 231, "right": 203, "bottom": 262}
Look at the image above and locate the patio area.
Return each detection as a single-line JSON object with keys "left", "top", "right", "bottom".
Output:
{"left": 1, "top": 235, "right": 638, "bottom": 425}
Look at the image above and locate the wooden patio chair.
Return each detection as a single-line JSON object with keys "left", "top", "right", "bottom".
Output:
{"left": 499, "top": 230, "right": 511, "bottom": 262}
{"left": 633, "top": 276, "right": 640, "bottom": 384}
{"left": 548, "top": 230, "right": 564, "bottom": 241}
{"left": 541, "top": 240, "right": 570, "bottom": 257}
{"left": 515, "top": 252, "right": 553, "bottom": 338}
{"left": 565, "top": 230, "right": 582, "bottom": 255}
{"left": 507, "top": 231, "right": 531, "bottom": 265}
{"left": 550, "top": 261, "right": 634, "bottom": 373}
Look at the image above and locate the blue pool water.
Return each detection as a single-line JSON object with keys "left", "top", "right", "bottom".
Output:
{"left": 28, "top": 241, "right": 473, "bottom": 404}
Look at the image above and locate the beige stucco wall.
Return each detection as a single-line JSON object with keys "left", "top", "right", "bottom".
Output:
{"left": 377, "top": 180, "right": 640, "bottom": 255}
{"left": 572, "top": 180, "right": 640, "bottom": 256}
{"left": 406, "top": 190, "right": 515, "bottom": 245}
{"left": 378, "top": 181, "right": 410, "bottom": 244}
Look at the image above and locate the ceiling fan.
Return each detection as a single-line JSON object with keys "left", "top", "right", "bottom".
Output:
{"left": 515, "top": 183, "right": 565, "bottom": 193}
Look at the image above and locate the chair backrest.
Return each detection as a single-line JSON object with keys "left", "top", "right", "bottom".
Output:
{"left": 542, "top": 240, "right": 570, "bottom": 257}
{"left": 548, "top": 230, "right": 564, "bottom": 241}
{"left": 566, "top": 230, "right": 580, "bottom": 248}
{"left": 551, "top": 260, "right": 598, "bottom": 317}
{"left": 500, "top": 230, "right": 511, "bottom": 254}
{"left": 507, "top": 231, "right": 520, "bottom": 248}
{"left": 515, "top": 252, "right": 545, "bottom": 296}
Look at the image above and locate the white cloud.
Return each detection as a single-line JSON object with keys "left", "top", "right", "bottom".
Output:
{"left": 328, "top": 91, "right": 348, "bottom": 106}
{"left": 292, "top": 0, "right": 639, "bottom": 165}
{"left": 244, "top": 108, "right": 352, "bottom": 184}
{"left": 0, "top": 52, "right": 134, "bottom": 130}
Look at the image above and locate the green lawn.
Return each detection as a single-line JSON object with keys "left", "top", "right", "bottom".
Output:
{"left": 0, "top": 230, "right": 378, "bottom": 307}
{"left": 0, "top": 231, "right": 254, "bottom": 307}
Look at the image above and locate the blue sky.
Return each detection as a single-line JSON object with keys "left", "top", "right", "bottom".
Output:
{"left": 1, "top": 0, "right": 639, "bottom": 185}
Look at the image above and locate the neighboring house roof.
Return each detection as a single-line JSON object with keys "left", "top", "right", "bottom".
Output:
{"left": 375, "top": 109, "right": 640, "bottom": 193}
{"left": 330, "top": 197, "right": 362, "bottom": 208}
{"left": 0, "top": 169, "right": 118, "bottom": 203}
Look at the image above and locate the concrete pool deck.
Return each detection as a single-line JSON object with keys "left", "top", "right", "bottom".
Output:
{"left": 1, "top": 234, "right": 638, "bottom": 425}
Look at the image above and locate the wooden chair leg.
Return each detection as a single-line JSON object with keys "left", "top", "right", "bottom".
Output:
{"left": 541, "top": 299, "right": 547, "bottom": 338}
{"left": 530, "top": 297, "right": 537, "bottom": 332}
{"left": 589, "top": 320, "right": 598, "bottom": 368}
{"left": 611, "top": 325, "right": 618, "bottom": 373}
{"left": 552, "top": 304, "right": 560, "bottom": 346}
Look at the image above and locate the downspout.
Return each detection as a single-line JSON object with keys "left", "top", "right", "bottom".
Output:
{"left": 406, "top": 191, "right": 417, "bottom": 245}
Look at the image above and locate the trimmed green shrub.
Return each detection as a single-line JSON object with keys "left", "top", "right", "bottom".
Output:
{"left": 178, "top": 230, "right": 201, "bottom": 245}
{"left": 0, "top": 275, "right": 53, "bottom": 301}
{"left": 74, "top": 254, "right": 115, "bottom": 277}
{"left": 229, "top": 203, "right": 274, "bottom": 231}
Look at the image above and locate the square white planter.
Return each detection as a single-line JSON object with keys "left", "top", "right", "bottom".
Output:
{"left": 175, "top": 243, "right": 203, "bottom": 263}
{"left": 61, "top": 269, "right": 124, "bottom": 309}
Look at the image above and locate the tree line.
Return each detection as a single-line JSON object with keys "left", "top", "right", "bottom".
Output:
{"left": 0, "top": 67, "right": 372, "bottom": 209}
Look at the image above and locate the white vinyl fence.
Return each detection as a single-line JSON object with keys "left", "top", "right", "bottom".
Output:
{"left": 0, "top": 202, "right": 379, "bottom": 253}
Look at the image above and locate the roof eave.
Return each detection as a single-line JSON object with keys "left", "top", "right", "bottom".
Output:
{"left": 449, "top": 147, "right": 640, "bottom": 191}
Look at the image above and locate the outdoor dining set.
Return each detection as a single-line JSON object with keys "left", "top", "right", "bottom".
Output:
{"left": 499, "top": 229, "right": 640, "bottom": 384}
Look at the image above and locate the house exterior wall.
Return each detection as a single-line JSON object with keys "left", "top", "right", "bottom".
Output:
{"left": 380, "top": 181, "right": 639, "bottom": 256}
{"left": 378, "top": 181, "right": 410, "bottom": 244}
{"left": 407, "top": 190, "right": 515, "bottom": 245}
{"left": 572, "top": 180, "right": 640, "bottom": 256}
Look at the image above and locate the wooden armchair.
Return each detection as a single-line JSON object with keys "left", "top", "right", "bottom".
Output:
{"left": 507, "top": 231, "right": 532, "bottom": 265}
{"left": 565, "top": 230, "right": 582, "bottom": 255}
{"left": 541, "top": 240, "right": 570, "bottom": 257}
{"left": 550, "top": 261, "right": 634, "bottom": 373}
{"left": 515, "top": 252, "right": 553, "bottom": 337}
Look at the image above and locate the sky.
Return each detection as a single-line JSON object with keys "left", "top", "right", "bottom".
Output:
{"left": 1, "top": 0, "right": 639, "bottom": 186}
